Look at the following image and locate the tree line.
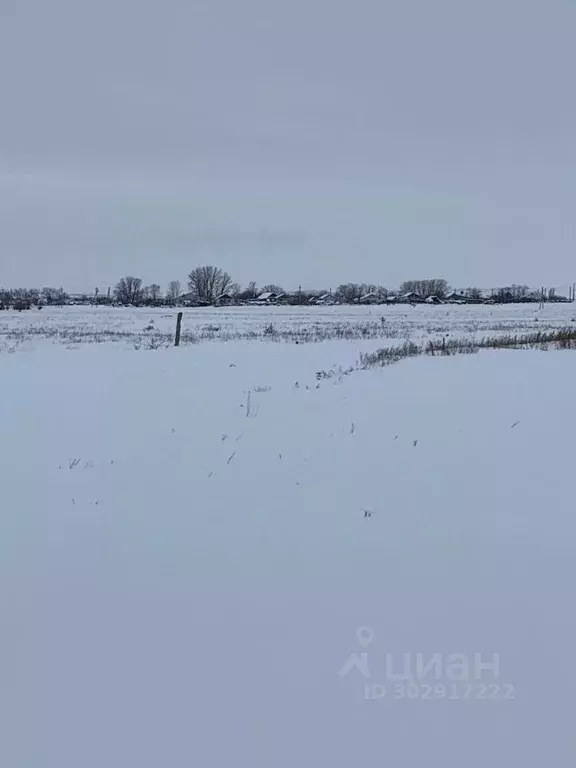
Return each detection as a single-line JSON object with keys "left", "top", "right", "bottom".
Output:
{"left": 113, "top": 269, "right": 283, "bottom": 304}
{"left": 1, "top": 268, "right": 572, "bottom": 308}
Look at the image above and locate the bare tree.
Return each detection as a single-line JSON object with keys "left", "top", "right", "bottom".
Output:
{"left": 335, "top": 283, "right": 363, "bottom": 303}
{"left": 187, "top": 265, "right": 233, "bottom": 303}
{"left": 238, "top": 281, "right": 258, "bottom": 300}
{"left": 166, "top": 280, "right": 182, "bottom": 302}
{"left": 428, "top": 279, "right": 450, "bottom": 299}
{"left": 228, "top": 282, "right": 242, "bottom": 299}
{"left": 41, "top": 287, "right": 68, "bottom": 305}
{"left": 147, "top": 284, "right": 162, "bottom": 302}
{"left": 493, "top": 287, "right": 512, "bottom": 303}
{"left": 10, "top": 288, "right": 40, "bottom": 304}
{"left": 494, "top": 284, "right": 530, "bottom": 303}
{"left": 376, "top": 285, "right": 389, "bottom": 299}
{"left": 261, "top": 284, "right": 284, "bottom": 295}
{"left": 0, "top": 288, "right": 13, "bottom": 308}
{"left": 400, "top": 280, "right": 419, "bottom": 296}
{"left": 114, "top": 276, "right": 144, "bottom": 305}
{"left": 511, "top": 284, "right": 530, "bottom": 301}
{"left": 359, "top": 283, "right": 381, "bottom": 297}
{"left": 400, "top": 279, "right": 450, "bottom": 299}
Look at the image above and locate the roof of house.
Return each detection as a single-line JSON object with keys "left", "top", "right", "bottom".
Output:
{"left": 257, "top": 292, "right": 275, "bottom": 300}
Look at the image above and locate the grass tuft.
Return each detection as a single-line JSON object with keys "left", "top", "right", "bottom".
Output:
{"left": 360, "top": 328, "right": 576, "bottom": 369}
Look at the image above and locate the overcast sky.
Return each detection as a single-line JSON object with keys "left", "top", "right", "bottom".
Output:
{"left": 1, "top": 0, "right": 575, "bottom": 293}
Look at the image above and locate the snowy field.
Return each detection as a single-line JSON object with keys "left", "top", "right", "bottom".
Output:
{"left": 1, "top": 301, "right": 576, "bottom": 348}
{"left": 2, "top": 333, "right": 576, "bottom": 766}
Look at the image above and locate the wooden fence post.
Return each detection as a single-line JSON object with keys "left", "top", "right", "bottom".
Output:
{"left": 175, "top": 312, "right": 183, "bottom": 347}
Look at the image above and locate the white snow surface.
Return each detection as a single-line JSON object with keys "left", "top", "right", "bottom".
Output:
{"left": 1, "top": 338, "right": 575, "bottom": 766}
{"left": 2, "top": 301, "right": 576, "bottom": 347}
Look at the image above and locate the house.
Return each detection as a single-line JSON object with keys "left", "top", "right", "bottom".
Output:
{"left": 313, "top": 293, "right": 339, "bottom": 305}
{"left": 256, "top": 291, "right": 276, "bottom": 302}
{"left": 425, "top": 295, "right": 443, "bottom": 304}
{"left": 445, "top": 291, "right": 469, "bottom": 304}
{"left": 400, "top": 291, "right": 424, "bottom": 304}
{"left": 358, "top": 292, "right": 381, "bottom": 305}
{"left": 178, "top": 293, "right": 211, "bottom": 307}
{"left": 254, "top": 291, "right": 288, "bottom": 304}
{"left": 214, "top": 293, "right": 235, "bottom": 306}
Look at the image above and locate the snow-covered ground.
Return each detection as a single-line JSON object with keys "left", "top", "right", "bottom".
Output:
{"left": 1, "top": 301, "right": 576, "bottom": 347}
{"left": 2, "top": 337, "right": 575, "bottom": 766}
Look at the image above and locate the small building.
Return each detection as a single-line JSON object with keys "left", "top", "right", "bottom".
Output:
{"left": 256, "top": 291, "right": 276, "bottom": 302}
{"left": 400, "top": 291, "right": 424, "bottom": 304}
{"left": 214, "top": 293, "right": 235, "bottom": 306}
{"left": 313, "top": 293, "right": 339, "bottom": 305}
{"left": 359, "top": 292, "right": 381, "bottom": 305}
{"left": 445, "top": 292, "right": 469, "bottom": 304}
{"left": 178, "top": 293, "right": 211, "bottom": 307}
{"left": 178, "top": 292, "right": 196, "bottom": 306}
{"left": 425, "top": 295, "right": 443, "bottom": 304}
{"left": 254, "top": 291, "right": 288, "bottom": 304}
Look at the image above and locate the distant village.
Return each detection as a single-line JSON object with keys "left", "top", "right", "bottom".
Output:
{"left": 1, "top": 271, "right": 574, "bottom": 311}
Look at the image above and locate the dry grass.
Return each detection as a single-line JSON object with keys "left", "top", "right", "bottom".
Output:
{"left": 360, "top": 328, "right": 576, "bottom": 369}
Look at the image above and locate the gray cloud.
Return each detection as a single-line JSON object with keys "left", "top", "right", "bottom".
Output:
{"left": 1, "top": 0, "right": 575, "bottom": 291}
